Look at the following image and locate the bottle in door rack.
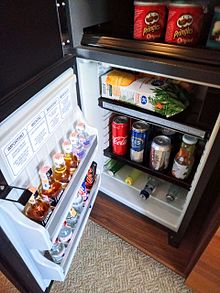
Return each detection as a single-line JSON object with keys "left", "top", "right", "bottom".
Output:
{"left": 38, "top": 166, "right": 63, "bottom": 206}
{"left": 52, "top": 153, "right": 71, "bottom": 189}
{"left": 62, "top": 140, "right": 79, "bottom": 175}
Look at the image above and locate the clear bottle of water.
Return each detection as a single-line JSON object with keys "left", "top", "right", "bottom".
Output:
{"left": 69, "top": 131, "right": 85, "bottom": 161}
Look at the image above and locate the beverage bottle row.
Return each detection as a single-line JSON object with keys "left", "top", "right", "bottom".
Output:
{"left": 104, "top": 160, "right": 180, "bottom": 202}
{"left": 49, "top": 161, "right": 97, "bottom": 264}
{"left": 23, "top": 120, "right": 92, "bottom": 224}
{"left": 111, "top": 115, "right": 198, "bottom": 180}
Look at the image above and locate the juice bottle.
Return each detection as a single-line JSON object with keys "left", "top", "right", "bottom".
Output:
{"left": 172, "top": 134, "right": 197, "bottom": 180}
{"left": 52, "top": 153, "right": 71, "bottom": 189}
{"left": 62, "top": 140, "right": 78, "bottom": 175}
{"left": 38, "top": 166, "right": 62, "bottom": 205}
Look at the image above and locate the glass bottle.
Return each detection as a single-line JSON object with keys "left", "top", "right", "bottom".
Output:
{"left": 172, "top": 134, "right": 198, "bottom": 180}
{"left": 58, "top": 224, "right": 72, "bottom": 245}
{"left": 23, "top": 192, "right": 51, "bottom": 223}
{"left": 62, "top": 140, "right": 78, "bottom": 175}
{"left": 38, "top": 166, "right": 62, "bottom": 205}
{"left": 72, "top": 192, "right": 84, "bottom": 214}
{"left": 50, "top": 241, "right": 65, "bottom": 264}
{"left": 166, "top": 184, "right": 179, "bottom": 202}
{"left": 69, "top": 131, "right": 85, "bottom": 161}
{"left": 66, "top": 207, "right": 78, "bottom": 228}
{"left": 139, "top": 177, "right": 159, "bottom": 200}
{"left": 125, "top": 168, "right": 141, "bottom": 186}
{"left": 52, "top": 153, "right": 71, "bottom": 189}
{"left": 75, "top": 120, "right": 91, "bottom": 148}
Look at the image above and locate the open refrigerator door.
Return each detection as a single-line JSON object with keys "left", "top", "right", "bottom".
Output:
{"left": 0, "top": 68, "right": 100, "bottom": 291}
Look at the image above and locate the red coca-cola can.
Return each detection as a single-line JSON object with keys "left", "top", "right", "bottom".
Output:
{"left": 133, "top": 1, "right": 166, "bottom": 41}
{"left": 165, "top": 3, "right": 204, "bottom": 46}
{"left": 112, "top": 116, "right": 129, "bottom": 156}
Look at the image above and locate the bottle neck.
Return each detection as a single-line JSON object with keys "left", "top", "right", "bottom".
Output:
{"left": 54, "top": 164, "right": 67, "bottom": 173}
{"left": 179, "top": 142, "right": 195, "bottom": 160}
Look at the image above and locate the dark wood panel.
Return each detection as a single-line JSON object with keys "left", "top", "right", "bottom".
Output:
{"left": 90, "top": 192, "right": 198, "bottom": 277}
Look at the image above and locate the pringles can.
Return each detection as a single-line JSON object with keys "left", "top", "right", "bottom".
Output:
{"left": 150, "top": 135, "right": 171, "bottom": 171}
{"left": 165, "top": 3, "right": 204, "bottom": 46}
{"left": 112, "top": 116, "right": 129, "bottom": 156}
{"left": 133, "top": 1, "right": 166, "bottom": 41}
{"left": 130, "top": 120, "right": 149, "bottom": 163}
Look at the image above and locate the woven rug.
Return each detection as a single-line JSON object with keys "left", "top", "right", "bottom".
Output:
{"left": 51, "top": 220, "right": 193, "bottom": 293}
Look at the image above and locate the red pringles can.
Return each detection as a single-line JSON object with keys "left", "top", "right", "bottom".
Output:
{"left": 112, "top": 116, "right": 129, "bottom": 156}
{"left": 133, "top": 1, "right": 166, "bottom": 41}
{"left": 165, "top": 3, "right": 204, "bottom": 46}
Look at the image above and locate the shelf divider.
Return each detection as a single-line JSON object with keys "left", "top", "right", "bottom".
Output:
{"left": 98, "top": 97, "right": 207, "bottom": 139}
{"left": 104, "top": 147, "right": 191, "bottom": 190}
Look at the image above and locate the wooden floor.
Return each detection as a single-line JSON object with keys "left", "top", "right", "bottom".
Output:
{"left": 186, "top": 227, "right": 220, "bottom": 293}
{"left": 90, "top": 192, "right": 199, "bottom": 277}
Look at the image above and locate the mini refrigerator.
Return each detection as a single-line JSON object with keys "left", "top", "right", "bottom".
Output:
{"left": 0, "top": 1, "right": 220, "bottom": 292}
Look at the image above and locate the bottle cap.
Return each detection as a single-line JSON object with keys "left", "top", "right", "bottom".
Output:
{"left": 62, "top": 140, "right": 72, "bottom": 154}
{"left": 39, "top": 166, "right": 52, "bottom": 179}
{"left": 76, "top": 120, "right": 86, "bottom": 133}
{"left": 69, "top": 131, "right": 79, "bottom": 145}
{"left": 125, "top": 176, "right": 134, "bottom": 186}
{"left": 53, "top": 153, "right": 65, "bottom": 167}
{"left": 182, "top": 134, "right": 198, "bottom": 145}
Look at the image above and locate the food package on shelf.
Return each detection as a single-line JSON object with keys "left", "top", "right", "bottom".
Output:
{"left": 101, "top": 69, "right": 190, "bottom": 118}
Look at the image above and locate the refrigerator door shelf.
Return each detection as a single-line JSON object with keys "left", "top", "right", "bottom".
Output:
{"left": 30, "top": 174, "right": 101, "bottom": 282}
{"left": 0, "top": 200, "right": 52, "bottom": 251}
{"left": 47, "top": 135, "right": 98, "bottom": 243}
{"left": 0, "top": 135, "right": 98, "bottom": 250}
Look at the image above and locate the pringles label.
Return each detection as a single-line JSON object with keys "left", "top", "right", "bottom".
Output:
{"left": 165, "top": 3, "right": 204, "bottom": 46}
{"left": 134, "top": 2, "right": 166, "bottom": 41}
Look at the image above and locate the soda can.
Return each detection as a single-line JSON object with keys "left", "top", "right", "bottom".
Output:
{"left": 112, "top": 116, "right": 129, "bottom": 156}
{"left": 130, "top": 120, "right": 149, "bottom": 163}
{"left": 150, "top": 135, "right": 171, "bottom": 171}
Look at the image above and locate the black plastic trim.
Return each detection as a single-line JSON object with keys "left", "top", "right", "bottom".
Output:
{"left": 98, "top": 97, "right": 208, "bottom": 139}
{"left": 81, "top": 33, "right": 220, "bottom": 66}
{"left": 76, "top": 46, "right": 220, "bottom": 88}
{"left": 103, "top": 147, "right": 191, "bottom": 190}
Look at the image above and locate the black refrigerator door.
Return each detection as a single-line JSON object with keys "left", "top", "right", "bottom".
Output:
{"left": 0, "top": 0, "right": 69, "bottom": 123}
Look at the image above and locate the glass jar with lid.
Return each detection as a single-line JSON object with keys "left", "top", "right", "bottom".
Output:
{"left": 172, "top": 134, "right": 197, "bottom": 180}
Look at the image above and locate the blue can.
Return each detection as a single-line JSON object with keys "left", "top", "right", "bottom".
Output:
{"left": 130, "top": 121, "right": 149, "bottom": 163}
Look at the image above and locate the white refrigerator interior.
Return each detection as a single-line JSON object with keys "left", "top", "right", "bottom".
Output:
{"left": 77, "top": 57, "right": 220, "bottom": 232}
{"left": 0, "top": 68, "right": 100, "bottom": 291}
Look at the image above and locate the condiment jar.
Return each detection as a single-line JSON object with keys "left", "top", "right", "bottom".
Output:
{"left": 172, "top": 134, "right": 198, "bottom": 179}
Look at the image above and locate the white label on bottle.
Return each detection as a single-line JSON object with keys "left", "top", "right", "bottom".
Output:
{"left": 3, "top": 129, "right": 34, "bottom": 176}
{"left": 27, "top": 112, "right": 49, "bottom": 152}
{"left": 58, "top": 86, "right": 72, "bottom": 118}
{"left": 45, "top": 98, "right": 61, "bottom": 133}
{"left": 172, "top": 160, "right": 190, "bottom": 179}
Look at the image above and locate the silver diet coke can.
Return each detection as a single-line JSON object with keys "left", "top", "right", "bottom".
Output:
{"left": 150, "top": 135, "right": 171, "bottom": 171}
